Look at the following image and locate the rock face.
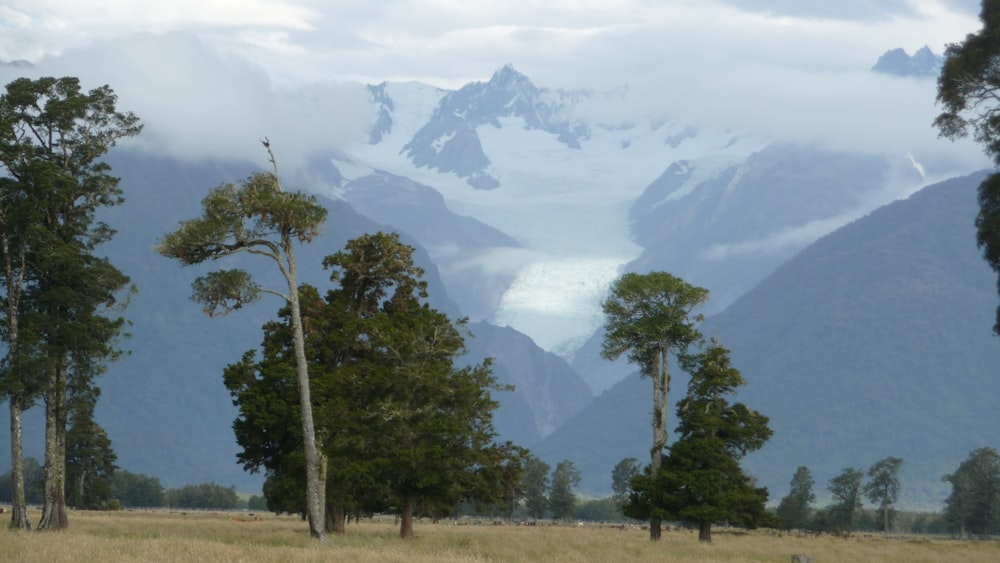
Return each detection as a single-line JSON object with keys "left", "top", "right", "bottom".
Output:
{"left": 400, "top": 65, "right": 589, "bottom": 189}
{"left": 871, "top": 46, "right": 943, "bottom": 77}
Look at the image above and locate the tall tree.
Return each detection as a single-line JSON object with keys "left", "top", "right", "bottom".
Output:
{"left": 0, "top": 76, "right": 140, "bottom": 530}
{"left": 549, "top": 460, "right": 581, "bottom": 521}
{"left": 943, "top": 447, "right": 1000, "bottom": 538}
{"left": 601, "top": 271, "right": 708, "bottom": 540}
{"left": 827, "top": 467, "right": 864, "bottom": 532}
{"left": 611, "top": 457, "right": 640, "bottom": 510}
{"left": 934, "top": 0, "right": 1000, "bottom": 333}
{"left": 627, "top": 343, "right": 771, "bottom": 543}
{"left": 864, "top": 456, "right": 903, "bottom": 533}
{"left": 522, "top": 455, "right": 550, "bottom": 521}
{"left": 776, "top": 466, "right": 815, "bottom": 530}
{"left": 157, "top": 142, "right": 328, "bottom": 541}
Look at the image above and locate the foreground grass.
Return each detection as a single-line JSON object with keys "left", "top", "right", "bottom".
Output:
{"left": 2, "top": 509, "right": 999, "bottom": 562}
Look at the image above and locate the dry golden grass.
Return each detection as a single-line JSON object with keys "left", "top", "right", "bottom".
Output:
{"left": 2, "top": 508, "right": 999, "bottom": 562}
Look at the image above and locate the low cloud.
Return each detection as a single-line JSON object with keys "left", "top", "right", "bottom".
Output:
{"left": 1, "top": 32, "right": 374, "bottom": 171}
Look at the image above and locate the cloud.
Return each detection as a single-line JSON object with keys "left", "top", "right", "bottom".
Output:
{"left": 1, "top": 32, "right": 375, "bottom": 171}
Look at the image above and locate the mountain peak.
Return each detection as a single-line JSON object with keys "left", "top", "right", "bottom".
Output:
{"left": 871, "top": 45, "right": 943, "bottom": 77}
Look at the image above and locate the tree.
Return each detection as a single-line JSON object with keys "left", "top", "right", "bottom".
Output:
{"left": 549, "top": 460, "right": 581, "bottom": 521}
{"left": 776, "top": 466, "right": 815, "bottom": 530}
{"left": 627, "top": 343, "right": 771, "bottom": 543}
{"left": 111, "top": 471, "right": 164, "bottom": 508}
{"left": 522, "top": 455, "right": 550, "bottom": 521}
{"left": 157, "top": 142, "right": 328, "bottom": 541}
{"left": 943, "top": 447, "right": 1000, "bottom": 538}
{"left": 65, "top": 381, "right": 117, "bottom": 510}
{"left": 0, "top": 76, "right": 140, "bottom": 530}
{"left": 611, "top": 457, "right": 640, "bottom": 509}
{"left": 934, "top": 1, "right": 1000, "bottom": 334}
{"left": 601, "top": 271, "right": 708, "bottom": 540}
{"left": 827, "top": 467, "right": 864, "bottom": 532}
{"left": 225, "top": 232, "right": 515, "bottom": 539}
{"left": 864, "top": 456, "right": 903, "bottom": 533}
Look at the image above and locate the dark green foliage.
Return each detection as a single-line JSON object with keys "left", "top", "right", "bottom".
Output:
{"left": 827, "top": 467, "right": 864, "bottom": 532}
{"left": 522, "top": 455, "right": 550, "bottom": 520}
{"left": 864, "top": 456, "right": 903, "bottom": 533}
{"left": 574, "top": 497, "right": 624, "bottom": 522}
{"left": 66, "top": 382, "right": 118, "bottom": 510}
{"left": 247, "top": 494, "right": 268, "bottom": 511}
{"left": 943, "top": 446, "right": 1000, "bottom": 538}
{"left": 166, "top": 482, "right": 239, "bottom": 510}
{"left": 111, "top": 470, "right": 165, "bottom": 508}
{"left": 549, "top": 460, "right": 581, "bottom": 521}
{"left": 776, "top": 466, "right": 815, "bottom": 530}
{"left": 226, "top": 232, "right": 517, "bottom": 538}
{"left": 626, "top": 343, "right": 772, "bottom": 542}
{"left": 935, "top": 1, "right": 1000, "bottom": 334}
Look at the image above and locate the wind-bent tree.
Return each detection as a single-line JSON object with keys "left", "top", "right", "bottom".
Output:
{"left": 0, "top": 76, "right": 140, "bottom": 530}
{"left": 943, "top": 447, "right": 1000, "bottom": 538}
{"left": 827, "top": 467, "right": 864, "bottom": 532}
{"left": 522, "top": 455, "right": 550, "bottom": 521}
{"left": 627, "top": 343, "right": 771, "bottom": 543}
{"left": 157, "top": 142, "right": 328, "bottom": 541}
{"left": 601, "top": 271, "right": 708, "bottom": 540}
{"left": 548, "top": 460, "right": 581, "bottom": 521}
{"left": 935, "top": 0, "right": 1000, "bottom": 333}
{"left": 776, "top": 466, "right": 816, "bottom": 530}
{"left": 864, "top": 456, "right": 903, "bottom": 533}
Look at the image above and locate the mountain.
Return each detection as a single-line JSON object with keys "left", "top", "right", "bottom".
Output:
{"left": 0, "top": 150, "right": 591, "bottom": 490}
{"left": 534, "top": 171, "right": 1000, "bottom": 509}
{"left": 872, "top": 46, "right": 944, "bottom": 77}
{"left": 341, "top": 65, "right": 963, "bottom": 360}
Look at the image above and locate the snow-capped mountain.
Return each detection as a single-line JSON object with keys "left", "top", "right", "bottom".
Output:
{"left": 331, "top": 64, "right": 975, "bottom": 370}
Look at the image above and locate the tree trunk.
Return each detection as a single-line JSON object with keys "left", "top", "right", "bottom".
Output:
{"left": 9, "top": 392, "right": 31, "bottom": 530}
{"left": 882, "top": 506, "right": 889, "bottom": 534}
{"left": 327, "top": 504, "right": 346, "bottom": 533}
{"left": 400, "top": 496, "right": 415, "bottom": 539}
{"left": 38, "top": 364, "right": 69, "bottom": 530}
{"left": 285, "top": 243, "right": 326, "bottom": 542}
{"left": 649, "top": 346, "right": 668, "bottom": 541}
{"left": 698, "top": 521, "right": 712, "bottom": 543}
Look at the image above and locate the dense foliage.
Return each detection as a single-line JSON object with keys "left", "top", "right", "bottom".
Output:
{"left": 0, "top": 75, "right": 140, "bottom": 529}
{"left": 225, "top": 232, "right": 521, "bottom": 538}
{"left": 776, "top": 466, "right": 815, "bottom": 530}
{"left": 625, "top": 343, "right": 772, "bottom": 542}
{"left": 111, "top": 471, "right": 165, "bottom": 508}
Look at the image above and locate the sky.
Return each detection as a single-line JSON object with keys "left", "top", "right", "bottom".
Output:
{"left": 0, "top": 1, "right": 988, "bottom": 167}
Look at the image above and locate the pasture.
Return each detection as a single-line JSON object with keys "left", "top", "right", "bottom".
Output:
{"left": 2, "top": 508, "right": 999, "bottom": 562}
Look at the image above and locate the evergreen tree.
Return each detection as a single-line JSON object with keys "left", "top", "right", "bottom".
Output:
{"left": 65, "top": 381, "right": 117, "bottom": 510}
{"left": 111, "top": 470, "right": 165, "bottom": 508}
{"left": 627, "top": 343, "right": 771, "bottom": 543}
{"left": 522, "top": 455, "right": 550, "bottom": 521}
{"left": 549, "top": 460, "right": 581, "bottom": 521}
{"left": 611, "top": 457, "right": 640, "bottom": 509}
{"left": 601, "top": 271, "right": 708, "bottom": 540}
{"left": 934, "top": 0, "right": 1000, "bottom": 333}
{"left": 776, "top": 466, "right": 815, "bottom": 530}
{"left": 0, "top": 76, "right": 140, "bottom": 530}
{"left": 864, "top": 456, "right": 903, "bottom": 533}
{"left": 827, "top": 467, "right": 864, "bottom": 532}
{"left": 943, "top": 447, "right": 1000, "bottom": 538}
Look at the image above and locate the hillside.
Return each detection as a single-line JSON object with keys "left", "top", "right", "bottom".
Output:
{"left": 534, "top": 171, "right": 1000, "bottom": 508}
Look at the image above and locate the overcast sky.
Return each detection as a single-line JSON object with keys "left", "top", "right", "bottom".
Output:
{"left": 0, "top": 1, "right": 989, "bottom": 167}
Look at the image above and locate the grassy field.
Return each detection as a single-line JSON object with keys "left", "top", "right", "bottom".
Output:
{"left": 2, "top": 508, "right": 999, "bottom": 562}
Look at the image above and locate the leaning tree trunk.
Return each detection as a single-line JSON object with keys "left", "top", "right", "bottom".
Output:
{"left": 400, "top": 496, "right": 415, "bottom": 539}
{"left": 9, "top": 392, "right": 31, "bottom": 529}
{"left": 38, "top": 364, "right": 69, "bottom": 530}
{"left": 648, "top": 346, "right": 669, "bottom": 541}
{"left": 284, "top": 242, "right": 326, "bottom": 542}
